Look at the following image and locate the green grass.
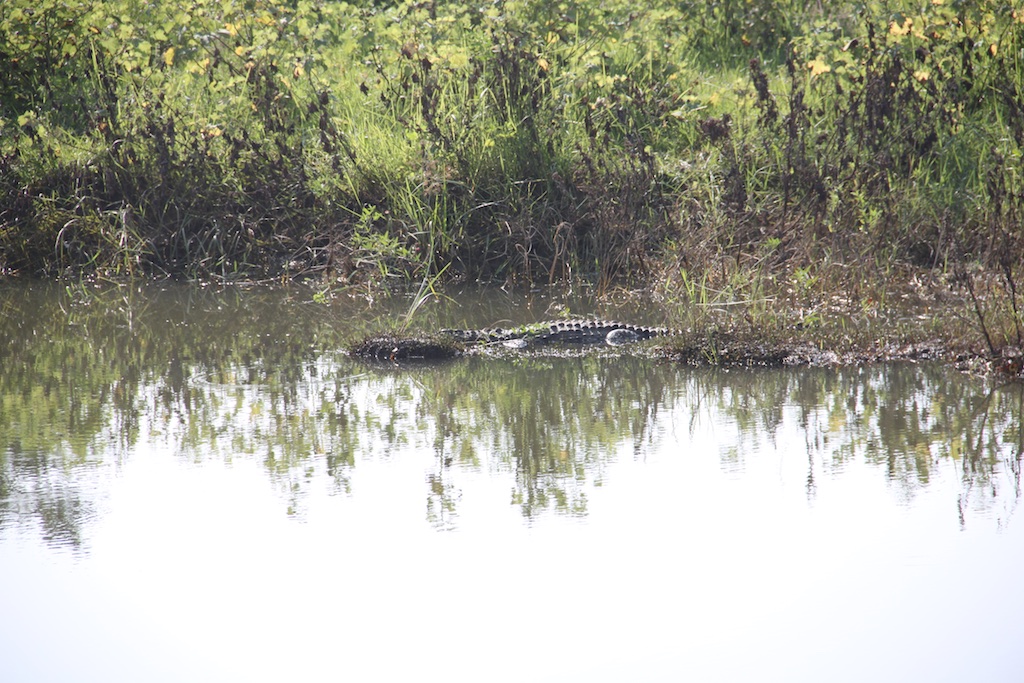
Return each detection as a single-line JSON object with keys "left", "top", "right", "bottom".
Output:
{"left": 1, "top": 0, "right": 1022, "bottom": 355}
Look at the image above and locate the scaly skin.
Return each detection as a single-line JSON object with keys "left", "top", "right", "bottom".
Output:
{"left": 439, "top": 319, "right": 677, "bottom": 347}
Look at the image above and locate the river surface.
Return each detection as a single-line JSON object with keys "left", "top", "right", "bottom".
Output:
{"left": 1, "top": 281, "right": 1022, "bottom": 683}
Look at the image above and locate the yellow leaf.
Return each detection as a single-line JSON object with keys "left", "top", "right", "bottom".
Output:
{"left": 163, "top": 47, "right": 175, "bottom": 66}
{"left": 889, "top": 18, "right": 912, "bottom": 36}
{"left": 989, "top": 43, "right": 997, "bottom": 56}
{"left": 913, "top": 69, "right": 930, "bottom": 82}
{"left": 807, "top": 58, "right": 831, "bottom": 76}
{"left": 225, "top": 23, "right": 238, "bottom": 36}
{"left": 537, "top": 57, "right": 549, "bottom": 72}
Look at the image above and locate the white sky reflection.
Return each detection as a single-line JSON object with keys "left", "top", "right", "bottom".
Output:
{"left": 3, "top": 395, "right": 1022, "bottom": 683}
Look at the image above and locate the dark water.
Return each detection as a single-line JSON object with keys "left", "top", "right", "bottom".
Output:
{"left": 1, "top": 281, "right": 1022, "bottom": 682}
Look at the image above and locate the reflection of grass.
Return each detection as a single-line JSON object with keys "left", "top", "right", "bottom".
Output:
{"left": 1, "top": 283, "right": 1020, "bottom": 541}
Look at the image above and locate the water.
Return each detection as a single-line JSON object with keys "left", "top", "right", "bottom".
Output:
{"left": 1, "top": 281, "right": 1022, "bottom": 682}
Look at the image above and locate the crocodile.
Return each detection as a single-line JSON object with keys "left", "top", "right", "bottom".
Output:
{"left": 439, "top": 319, "right": 678, "bottom": 348}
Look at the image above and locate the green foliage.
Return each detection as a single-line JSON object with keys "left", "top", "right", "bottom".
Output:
{"left": 0, "top": 0, "right": 1022, "bottom": 292}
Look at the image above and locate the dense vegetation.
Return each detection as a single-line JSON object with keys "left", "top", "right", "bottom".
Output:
{"left": 1, "top": 1, "right": 1022, "bottom": 345}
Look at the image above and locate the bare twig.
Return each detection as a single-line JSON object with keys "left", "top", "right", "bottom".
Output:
{"left": 961, "top": 268, "right": 997, "bottom": 357}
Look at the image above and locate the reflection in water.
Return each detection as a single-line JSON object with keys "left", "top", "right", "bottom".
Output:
{"left": 0, "top": 282, "right": 1021, "bottom": 548}
{"left": 705, "top": 365, "right": 1024, "bottom": 529}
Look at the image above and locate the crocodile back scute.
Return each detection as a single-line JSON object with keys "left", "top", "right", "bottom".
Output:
{"left": 440, "top": 319, "right": 678, "bottom": 346}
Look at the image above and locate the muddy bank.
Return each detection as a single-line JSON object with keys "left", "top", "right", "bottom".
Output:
{"left": 348, "top": 328, "right": 1023, "bottom": 380}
